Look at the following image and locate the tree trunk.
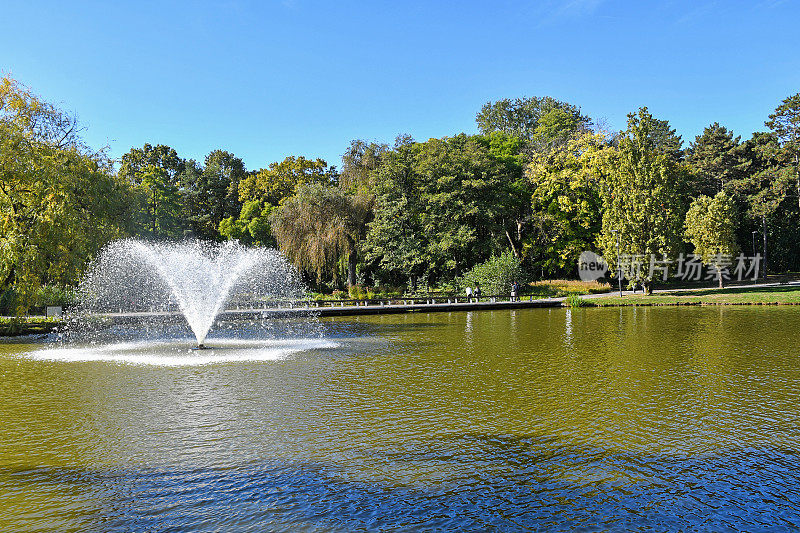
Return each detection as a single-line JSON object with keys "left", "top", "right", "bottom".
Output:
{"left": 718, "top": 270, "right": 724, "bottom": 289}
{"left": 505, "top": 229, "right": 521, "bottom": 259}
{"left": 347, "top": 252, "right": 357, "bottom": 288}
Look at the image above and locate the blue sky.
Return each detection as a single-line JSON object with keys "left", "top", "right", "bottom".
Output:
{"left": 2, "top": 0, "right": 798, "bottom": 170}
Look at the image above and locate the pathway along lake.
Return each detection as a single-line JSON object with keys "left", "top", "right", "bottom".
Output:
{"left": 2, "top": 307, "right": 800, "bottom": 531}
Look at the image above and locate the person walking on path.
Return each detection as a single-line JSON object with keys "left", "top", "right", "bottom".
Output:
{"left": 511, "top": 281, "right": 519, "bottom": 302}
{"left": 465, "top": 286, "right": 473, "bottom": 303}
{"left": 474, "top": 283, "right": 482, "bottom": 301}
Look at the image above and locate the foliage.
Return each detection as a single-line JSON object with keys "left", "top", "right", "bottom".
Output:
{"left": 118, "top": 144, "right": 187, "bottom": 238}
{"left": 219, "top": 200, "right": 276, "bottom": 246}
{"left": 238, "top": 156, "right": 336, "bottom": 206}
{"left": 270, "top": 183, "right": 372, "bottom": 286}
{"left": 0, "top": 76, "right": 132, "bottom": 313}
{"left": 461, "top": 251, "right": 525, "bottom": 295}
{"left": 766, "top": 93, "right": 800, "bottom": 152}
{"left": 348, "top": 284, "right": 368, "bottom": 299}
{"left": 119, "top": 143, "right": 186, "bottom": 185}
{"left": 686, "top": 123, "right": 743, "bottom": 196}
{"left": 31, "top": 285, "right": 77, "bottom": 308}
{"left": 339, "top": 139, "right": 389, "bottom": 193}
{"left": 564, "top": 295, "right": 592, "bottom": 307}
{"left": 476, "top": 96, "right": 590, "bottom": 142}
{"left": 597, "top": 107, "right": 692, "bottom": 292}
{"left": 10, "top": 76, "right": 800, "bottom": 314}
{"left": 364, "top": 133, "right": 522, "bottom": 286}
{"left": 526, "top": 131, "right": 612, "bottom": 276}
{"left": 187, "top": 150, "right": 247, "bottom": 239}
{"left": 0, "top": 316, "right": 63, "bottom": 336}
{"left": 684, "top": 191, "right": 739, "bottom": 287}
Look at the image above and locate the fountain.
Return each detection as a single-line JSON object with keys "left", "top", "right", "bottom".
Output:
{"left": 38, "top": 239, "right": 335, "bottom": 364}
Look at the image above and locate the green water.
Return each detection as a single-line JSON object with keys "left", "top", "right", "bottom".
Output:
{"left": 2, "top": 307, "right": 800, "bottom": 531}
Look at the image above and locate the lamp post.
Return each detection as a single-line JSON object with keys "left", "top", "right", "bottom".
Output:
{"left": 752, "top": 230, "right": 757, "bottom": 257}
{"left": 612, "top": 229, "right": 622, "bottom": 297}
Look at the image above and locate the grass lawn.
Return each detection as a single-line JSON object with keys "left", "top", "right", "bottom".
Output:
{"left": 529, "top": 279, "right": 612, "bottom": 298}
{"left": 590, "top": 284, "right": 800, "bottom": 306}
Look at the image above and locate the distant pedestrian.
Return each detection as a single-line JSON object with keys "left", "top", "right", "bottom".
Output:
{"left": 465, "top": 286, "right": 472, "bottom": 302}
{"left": 511, "top": 281, "right": 519, "bottom": 302}
{"left": 474, "top": 283, "right": 482, "bottom": 300}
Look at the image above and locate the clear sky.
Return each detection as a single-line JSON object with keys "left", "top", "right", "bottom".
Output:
{"left": 2, "top": 0, "right": 798, "bottom": 170}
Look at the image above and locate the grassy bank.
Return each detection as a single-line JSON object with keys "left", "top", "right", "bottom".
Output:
{"left": 589, "top": 285, "right": 800, "bottom": 306}
{"left": 529, "top": 279, "right": 611, "bottom": 298}
{"left": 0, "top": 317, "right": 63, "bottom": 336}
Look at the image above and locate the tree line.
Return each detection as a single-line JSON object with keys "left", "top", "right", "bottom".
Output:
{"left": 2, "top": 75, "right": 800, "bottom": 312}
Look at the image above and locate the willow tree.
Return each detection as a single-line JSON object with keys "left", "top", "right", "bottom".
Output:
{"left": 270, "top": 183, "right": 372, "bottom": 287}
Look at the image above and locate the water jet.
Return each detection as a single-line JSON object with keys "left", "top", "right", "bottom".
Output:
{"left": 70, "top": 239, "right": 309, "bottom": 349}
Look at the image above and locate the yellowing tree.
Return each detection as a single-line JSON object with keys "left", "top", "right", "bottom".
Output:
{"left": 0, "top": 76, "right": 131, "bottom": 313}
{"left": 597, "top": 107, "right": 691, "bottom": 293}
{"left": 685, "top": 191, "right": 739, "bottom": 288}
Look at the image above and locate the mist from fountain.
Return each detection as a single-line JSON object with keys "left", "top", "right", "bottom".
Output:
{"left": 75, "top": 239, "right": 307, "bottom": 347}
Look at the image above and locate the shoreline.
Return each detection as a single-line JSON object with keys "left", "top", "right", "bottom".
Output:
{"left": 6, "top": 284, "right": 800, "bottom": 337}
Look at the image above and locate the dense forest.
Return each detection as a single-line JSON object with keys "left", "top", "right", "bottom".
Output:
{"left": 2, "top": 75, "right": 800, "bottom": 313}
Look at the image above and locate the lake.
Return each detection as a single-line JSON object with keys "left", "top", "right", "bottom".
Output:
{"left": 2, "top": 307, "right": 800, "bottom": 531}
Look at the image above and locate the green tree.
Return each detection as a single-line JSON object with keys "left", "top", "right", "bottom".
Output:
{"left": 189, "top": 150, "right": 246, "bottom": 239}
{"left": 684, "top": 191, "right": 739, "bottom": 288}
{"left": 365, "top": 133, "right": 524, "bottom": 286}
{"left": 363, "top": 136, "right": 426, "bottom": 288}
{"left": 218, "top": 200, "right": 276, "bottom": 246}
{"left": 765, "top": 93, "right": 800, "bottom": 211}
{"left": 119, "top": 143, "right": 188, "bottom": 238}
{"left": 598, "top": 107, "right": 691, "bottom": 293}
{"left": 138, "top": 165, "right": 183, "bottom": 238}
{"left": 686, "top": 123, "right": 743, "bottom": 195}
{"left": 476, "top": 96, "right": 590, "bottom": 142}
{"left": 485, "top": 132, "right": 529, "bottom": 259}
{"left": 238, "top": 156, "right": 336, "bottom": 206}
{"left": 119, "top": 143, "right": 185, "bottom": 185}
{"left": 222, "top": 155, "right": 337, "bottom": 247}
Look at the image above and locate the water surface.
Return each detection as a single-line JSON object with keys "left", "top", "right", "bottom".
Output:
{"left": 2, "top": 307, "right": 800, "bottom": 531}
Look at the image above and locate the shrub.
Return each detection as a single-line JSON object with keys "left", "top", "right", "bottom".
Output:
{"left": 32, "top": 285, "right": 77, "bottom": 308}
{"left": 565, "top": 295, "right": 592, "bottom": 308}
{"left": 348, "top": 285, "right": 367, "bottom": 300}
{"left": 462, "top": 251, "right": 525, "bottom": 295}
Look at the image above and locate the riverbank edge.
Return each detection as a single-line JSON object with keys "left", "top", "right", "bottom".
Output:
{"left": 6, "top": 295, "right": 800, "bottom": 337}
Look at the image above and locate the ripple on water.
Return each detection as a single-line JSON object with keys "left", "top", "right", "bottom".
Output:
{"left": 4, "top": 307, "right": 800, "bottom": 531}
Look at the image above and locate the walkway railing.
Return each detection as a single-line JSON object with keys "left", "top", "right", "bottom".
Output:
{"left": 229, "top": 293, "right": 545, "bottom": 310}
